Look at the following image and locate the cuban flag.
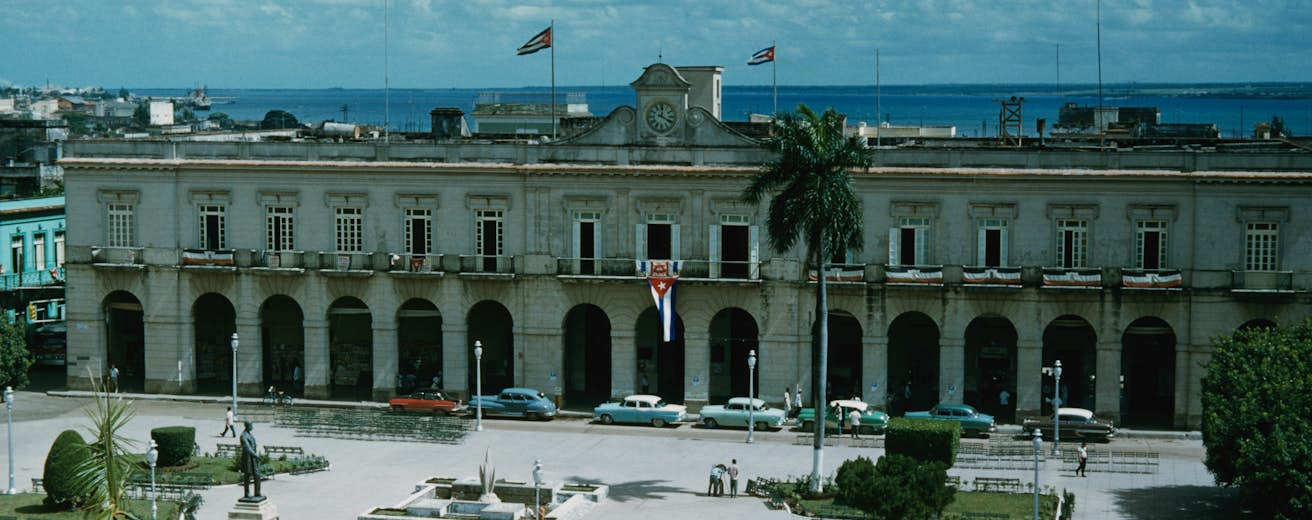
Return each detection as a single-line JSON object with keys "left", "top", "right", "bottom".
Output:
{"left": 638, "top": 260, "right": 681, "bottom": 342}
{"left": 516, "top": 27, "right": 552, "bottom": 55}
{"left": 747, "top": 45, "right": 775, "bottom": 66}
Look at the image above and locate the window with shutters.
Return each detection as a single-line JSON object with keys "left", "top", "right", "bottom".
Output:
{"left": 266, "top": 206, "right": 295, "bottom": 251}
{"left": 334, "top": 207, "right": 364, "bottom": 253}
{"left": 1244, "top": 222, "right": 1279, "bottom": 271}
{"left": 889, "top": 217, "right": 930, "bottom": 266}
{"left": 712, "top": 214, "right": 757, "bottom": 279}
{"left": 107, "top": 203, "right": 134, "bottom": 247}
{"left": 404, "top": 208, "right": 432, "bottom": 256}
{"left": 638, "top": 213, "right": 678, "bottom": 261}
{"left": 475, "top": 209, "right": 503, "bottom": 271}
{"left": 33, "top": 235, "right": 45, "bottom": 270}
{"left": 1135, "top": 220, "right": 1168, "bottom": 269}
{"left": 199, "top": 204, "right": 226, "bottom": 250}
{"left": 54, "top": 232, "right": 64, "bottom": 266}
{"left": 10, "top": 237, "right": 23, "bottom": 273}
{"left": 1055, "top": 219, "right": 1088, "bottom": 268}
{"left": 976, "top": 219, "right": 1008, "bottom": 267}
{"left": 573, "top": 211, "right": 602, "bottom": 274}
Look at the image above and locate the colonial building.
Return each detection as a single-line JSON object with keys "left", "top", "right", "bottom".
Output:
{"left": 60, "top": 64, "right": 1311, "bottom": 429}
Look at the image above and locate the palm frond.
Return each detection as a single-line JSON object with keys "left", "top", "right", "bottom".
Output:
{"left": 71, "top": 369, "right": 138, "bottom": 520}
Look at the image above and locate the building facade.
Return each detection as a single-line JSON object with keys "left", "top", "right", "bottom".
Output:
{"left": 59, "top": 64, "right": 1312, "bottom": 429}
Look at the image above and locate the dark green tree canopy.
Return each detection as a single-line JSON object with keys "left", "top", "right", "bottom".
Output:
{"left": 261, "top": 110, "right": 301, "bottom": 130}
{"left": 1202, "top": 318, "right": 1312, "bottom": 519}
{"left": 0, "top": 314, "right": 32, "bottom": 389}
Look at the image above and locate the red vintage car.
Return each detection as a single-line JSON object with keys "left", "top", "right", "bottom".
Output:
{"left": 388, "top": 390, "right": 466, "bottom": 416}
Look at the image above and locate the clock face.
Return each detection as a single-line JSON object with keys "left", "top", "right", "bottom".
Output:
{"left": 646, "top": 101, "right": 677, "bottom": 133}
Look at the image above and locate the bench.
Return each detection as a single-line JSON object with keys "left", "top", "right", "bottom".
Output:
{"left": 794, "top": 434, "right": 837, "bottom": 446}
{"left": 972, "top": 476, "right": 1023, "bottom": 493}
{"left": 263, "top": 445, "right": 305, "bottom": 456}
{"left": 31, "top": 477, "right": 43, "bottom": 493}
{"left": 946, "top": 475, "right": 961, "bottom": 488}
{"left": 215, "top": 443, "right": 241, "bottom": 457}
{"left": 961, "top": 512, "right": 1010, "bottom": 519}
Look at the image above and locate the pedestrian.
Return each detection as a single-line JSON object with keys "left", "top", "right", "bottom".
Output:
{"left": 109, "top": 364, "right": 120, "bottom": 392}
{"left": 641, "top": 373, "right": 650, "bottom": 394}
{"left": 708, "top": 464, "right": 725, "bottom": 497}
{"left": 999, "top": 388, "right": 1011, "bottom": 408}
{"left": 783, "top": 387, "right": 792, "bottom": 417}
{"left": 1076, "top": 442, "right": 1088, "bottom": 477}
{"left": 220, "top": 406, "right": 236, "bottom": 437}
{"left": 727, "top": 459, "right": 740, "bottom": 498}
{"left": 848, "top": 408, "right": 862, "bottom": 439}
{"left": 793, "top": 384, "right": 803, "bottom": 414}
{"left": 292, "top": 363, "right": 303, "bottom": 395}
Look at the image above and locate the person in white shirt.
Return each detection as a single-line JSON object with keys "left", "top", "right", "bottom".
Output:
{"left": 783, "top": 387, "right": 792, "bottom": 416}
{"left": 220, "top": 406, "right": 236, "bottom": 437}
{"left": 848, "top": 408, "right": 862, "bottom": 439}
{"left": 1076, "top": 442, "right": 1089, "bottom": 477}
{"left": 727, "top": 459, "right": 740, "bottom": 498}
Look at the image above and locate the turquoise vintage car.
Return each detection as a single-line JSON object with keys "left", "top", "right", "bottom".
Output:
{"left": 593, "top": 394, "right": 688, "bottom": 427}
{"left": 698, "top": 397, "right": 787, "bottom": 430}
{"left": 797, "top": 399, "right": 890, "bottom": 435}
{"left": 467, "top": 387, "right": 557, "bottom": 421}
{"left": 904, "top": 403, "right": 997, "bottom": 437}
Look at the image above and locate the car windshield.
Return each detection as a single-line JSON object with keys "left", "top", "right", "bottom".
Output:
{"left": 655, "top": 400, "right": 667, "bottom": 408}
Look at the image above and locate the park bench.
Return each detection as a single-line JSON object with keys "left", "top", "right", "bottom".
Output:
{"left": 794, "top": 434, "right": 836, "bottom": 446}
{"left": 263, "top": 445, "right": 305, "bottom": 456}
{"left": 961, "top": 512, "right": 1010, "bottom": 519}
{"left": 215, "top": 443, "right": 241, "bottom": 457}
{"left": 30, "top": 477, "right": 43, "bottom": 493}
{"left": 946, "top": 475, "right": 961, "bottom": 488}
{"left": 846, "top": 437, "right": 883, "bottom": 448}
{"left": 972, "top": 476, "right": 1023, "bottom": 493}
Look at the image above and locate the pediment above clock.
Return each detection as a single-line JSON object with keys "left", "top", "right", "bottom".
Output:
{"left": 629, "top": 63, "right": 692, "bottom": 91}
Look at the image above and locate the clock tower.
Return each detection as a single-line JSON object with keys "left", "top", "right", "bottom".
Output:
{"left": 630, "top": 63, "right": 692, "bottom": 145}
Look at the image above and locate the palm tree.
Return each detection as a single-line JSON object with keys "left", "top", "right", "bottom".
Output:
{"left": 742, "top": 104, "right": 870, "bottom": 494}
{"left": 72, "top": 370, "right": 139, "bottom": 519}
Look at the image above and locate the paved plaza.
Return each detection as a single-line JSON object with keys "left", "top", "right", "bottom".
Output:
{"left": 0, "top": 389, "right": 1239, "bottom": 519}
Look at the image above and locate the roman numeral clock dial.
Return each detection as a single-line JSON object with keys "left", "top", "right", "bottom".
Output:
{"left": 645, "top": 101, "right": 677, "bottom": 133}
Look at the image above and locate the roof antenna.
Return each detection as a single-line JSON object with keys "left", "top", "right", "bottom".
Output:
{"left": 658, "top": 44, "right": 662, "bottom": 63}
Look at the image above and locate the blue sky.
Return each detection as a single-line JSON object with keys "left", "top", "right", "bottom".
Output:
{"left": 2, "top": 0, "right": 1308, "bottom": 89}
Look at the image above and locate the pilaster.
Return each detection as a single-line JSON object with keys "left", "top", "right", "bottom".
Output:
{"left": 684, "top": 329, "right": 710, "bottom": 412}
{"left": 302, "top": 318, "right": 330, "bottom": 399}
{"left": 443, "top": 322, "right": 469, "bottom": 399}
{"left": 610, "top": 329, "right": 636, "bottom": 399}
{"left": 1094, "top": 341, "right": 1122, "bottom": 424}
{"left": 372, "top": 319, "right": 398, "bottom": 401}
{"left": 938, "top": 337, "right": 965, "bottom": 404}
{"left": 1014, "top": 340, "right": 1043, "bottom": 421}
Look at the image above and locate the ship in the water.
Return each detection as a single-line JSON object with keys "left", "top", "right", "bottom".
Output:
{"left": 185, "top": 85, "right": 212, "bottom": 110}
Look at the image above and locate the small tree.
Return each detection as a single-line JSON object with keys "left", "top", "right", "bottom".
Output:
{"left": 0, "top": 314, "right": 32, "bottom": 389}
{"left": 261, "top": 109, "right": 300, "bottom": 130}
{"left": 132, "top": 103, "right": 150, "bottom": 127}
{"left": 44, "top": 429, "right": 91, "bottom": 508}
{"left": 207, "top": 112, "right": 233, "bottom": 129}
{"left": 71, "top": 372, "right": 139, "bottom": 520}
{"left": 1202, "top": 319, "right": 1312, "bottom": 519}
{"left": 835, "top": 454, "right": 954, "bottom": 519}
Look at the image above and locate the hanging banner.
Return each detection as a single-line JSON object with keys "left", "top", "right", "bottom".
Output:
{"left": 638, "top": 260, "right": 681, "bottom": 342}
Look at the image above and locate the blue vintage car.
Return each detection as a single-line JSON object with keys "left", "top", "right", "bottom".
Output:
{"left": 467, "top": 387, "right": 557, "bottom": 421}
{"left": 699, "top": 397, "right": 787, "bottom": 430}
{"left": 904, "top": 403, "right": 997, "bottom": 437}
{"left": 593, "top": 394, "right": 687, "bottom": 427}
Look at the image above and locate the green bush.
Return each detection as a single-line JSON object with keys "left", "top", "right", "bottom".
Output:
{"left": 1202, "top": 319, "right": 1312, "bottom": 519}
{"left": 151, "top": 426, "right": 196, "bottom": 467}
{"left": 835, "top": 454, "right": 954, "bottom": 519}
{"left": 43, "top": 429, "right": 90, "bottom": 508}
{"left": 886, "top": 417, "right": 959, "bottom": 467}
{"left": 834, "top": 456, "right": 878, "bottom": 509}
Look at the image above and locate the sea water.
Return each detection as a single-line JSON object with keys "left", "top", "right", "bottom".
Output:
{"left": 134, "top": 84, "right": 1312, "bottom": 138}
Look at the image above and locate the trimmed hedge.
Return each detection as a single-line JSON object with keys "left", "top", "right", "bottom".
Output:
{"left": 886, "top": 417, "right": 959, "bottom": 467}
{"left": 43, "top": 429, "right": 90, "bottom": 507}
{"left": 151, "top": 426, "right": 196, "bottom": 467}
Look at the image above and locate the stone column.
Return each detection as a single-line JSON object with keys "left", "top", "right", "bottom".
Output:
{"left": 443, "top": 322, "right": 469, "bottom": 399}
{"left": 1175, "top": 343, "right": 1202, "bottom": 429}
{"left": 1014, "top": 340, "right": 1043, "bottom": 421}
{"left": 610, "top": 329, "right": 637, "bottom": 399}
{"left": 518, "top": 328, "right": 558, "bottom": 401}
{"left": 938, "top": 337, "right": 965, "bottom": 404}
{"left": 372, "top": 319, "right": 398, "bottom": 402}
{"left": 1094, "top": 341, "right": 1122, "bottom": 424}
{"left": 143, "top": 317, "right": 184, "bottom": 394}
{"left": 865, "top": 336, "right": 889, "bottom": 408}
{"left": 302, "top": 318, "right": 330, "bottom": 399}
{"left": 684, "top": 329, "right": 710, "bottom": 412}
{"left": 235, "top": 314, "right": 262, "bottom": 397}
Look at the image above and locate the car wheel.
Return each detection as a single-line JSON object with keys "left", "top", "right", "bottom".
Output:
{"left": 390, "top": 405, "right": 403, "bottom": 412}
{"left": 525, "top": 412, "right": 540, "bottom": 421}
{"left": 599, "top": 414, "right": 614, "bottom": 425}
{"left": 433, "top": 408, "right": 449, "bottom": 417}
{"left": 801, "top": 420, "right": 814, "bottom": 432}
{"left": 651, "top": 418, "right": 667, "bottom": 428}
{"left": 965, "top": 429, "right": 979, "bottom": 438}
{"left": 703, "top": 418, "right": 719, "bottom": 429}
{"left": 756, "top": 421, "right": 771, "bottom": 431}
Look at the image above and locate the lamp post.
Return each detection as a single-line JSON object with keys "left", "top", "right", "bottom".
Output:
{"left": 1051, "top": 359, "right": 1062, "bottom": 456}
{"left": 532, "top": 459, "right": 543, "bottom": 519}
{"left": 146, "top": 439, "right": 158, "bottom": 520}
{"left": 230, "top": 332, "right": 239, "bottom": 420}
{"left": 474, "top": 341, "right": 483, "bottom": 432}
{"left": 1032, "top": 428, "right": 1042, "bottom": 520}
{"left": 746, "top": 349, "right": 757, "bottom": 444}
{"left": 4, "top": 386, "right": 14, "bottom": 495}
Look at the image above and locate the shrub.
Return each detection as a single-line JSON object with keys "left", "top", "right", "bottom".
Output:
{"left": 863, "top": 454, "right": 953, "bottom": 520}
{"left": 151, "top": 426, "right": 196, "bottom": 467}
{"left": 834, "top": 456, "right": 877, "bottom": 509}
{"left": 43, "top": 429, "right": 90, "bottom": 508}
{"left": 886, "top": 417, "right": 959, "bottom": 467}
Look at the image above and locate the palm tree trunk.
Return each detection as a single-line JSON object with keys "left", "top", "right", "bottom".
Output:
{"left": 809, "top": 244, "right": 828, "bottom": 494}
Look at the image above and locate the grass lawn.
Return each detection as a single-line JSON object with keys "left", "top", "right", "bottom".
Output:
{"left": 793, "top": 491, "right": 1057, "bottom": 519}
{"left": 0, "top": 493, "right": 181, "bottom": 519}
{"left": 124, "top": 452, "right": 319, "bottom": 485}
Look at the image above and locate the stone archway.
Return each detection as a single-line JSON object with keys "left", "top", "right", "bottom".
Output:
{"left": 329, "top": 297, "right": 373, "bottom": 400}
{"left": 887, "top": 312, "right": 939, "bottom": 416}
{"left": 636, "top": 307, "right": 685, "bottom": 403}
{"left": 104, "top": 290, "right": 145, "bottom": 392}
{"left": 822, "top": 310, "right": 863, "bottom": 403}
{"left": 1042, "top": 315, "right": 1097, "bottom": 415}
{"left": 260, "top": 295, "right": 304, "bottom": 394}
{"left": 468, "top": 300, "right": 514, "bottom": 395}
{"left": 563, "top": 304, "right": 612, "bottom": 405}
{"left": 965, "top": 315, "right": 1017, "bottom": 421}
{"left": 709, "top": 308, "right": 759, "bottom": 404}
{"left": 1121, "top": 316, "right": 1176, "bottom": 427}
{"left": 192, "top": 293, "right": 236, "bottom": 395}
{"left": 398, "top": 299, "right": 442, "bottom": 394}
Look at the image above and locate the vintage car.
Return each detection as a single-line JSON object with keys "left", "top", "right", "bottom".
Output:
{"left": 698, "top": 397, "right": 787, "bottom": 430}
{"left": 388, "top": 389, "right": 466, "bottom": 415}
{"left": 904, "top": 403, "right": 997, "bottom": 437}
{"left": 593, "top": 394, "right": 687, "bottom": 427}
{"left": 1022, "top": 407, "right": 1116, "bottom": 442}
{"left": 467, "top": 387, "right": 557, "bottom": 421}
{"left": 797, "top": 399, "right": 890, "bottom": 435}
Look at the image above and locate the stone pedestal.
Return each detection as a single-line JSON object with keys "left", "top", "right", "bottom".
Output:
{"left": 229, "top": 497, "right": 279, "bottom": 520}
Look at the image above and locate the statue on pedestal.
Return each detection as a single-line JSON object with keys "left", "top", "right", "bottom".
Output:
{"left": 240, "top": 420, "right": 264, "bottom": 501}
{"left": 477, "top": 449, "right": 500, "bottom": 503}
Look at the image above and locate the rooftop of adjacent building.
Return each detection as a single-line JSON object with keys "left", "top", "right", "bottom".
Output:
{"left": 0, "top": 195, "right": 65, "bottom": 214}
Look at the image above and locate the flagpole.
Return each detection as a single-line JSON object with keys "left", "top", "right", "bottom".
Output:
{"left": 876, "top": 48, "right": 881, "bottom": 148}
{"left": 771, "top": 40, "right": 777, "bottom": 118}
{"left": 551, "top": 20, "right": 557, "bottom": 139}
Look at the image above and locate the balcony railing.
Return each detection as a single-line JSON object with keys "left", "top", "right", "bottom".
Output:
{"left": 962, "top": 266, "right": 1023, "bottom": 286}
{"left": 884, "top": 265, "right": 944, "bottom": 285}
{"left": 180, "top": 249, "right": 235, "bottom": 267}
{"left": 1230, "top": 270, "right": 1294, "bottom": 292}
{"left": 807, "top": 263, "right": 866, "bottom": 282}
{"left": 1041, "top": 267, "right": 1102, "bottom": 288}
{"left": 556, "top": 257, "right": 640, "bottom": 277}
{"left": 458, "top": 255, "right": 515, "bottom": 274}
{"left": 91, "top": 247, "right": 144, "bottom": 265}
{"left": 390, "top": 253, "right": 445, "bottom": 273}
{"left": 0, "top": 267, "right": 65, "bottom": 289}
{"left": 1121, "top": 269, "right": 1182, "bottom": 289}
{"left": 254, "top": 250, "right": 305, "bottom": 269}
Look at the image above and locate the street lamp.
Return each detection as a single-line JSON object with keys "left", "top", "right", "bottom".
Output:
{"left": 146, "top": 439, "right": 158, "bottom": 520}
{"left": 474, "top": 341, "right": 483, "bottom": 432}
{"left": 532, "top": 459, "right": 543, "bottom": 519}
{"left": 1051, "top": 359, "right": 1062, "bottom": 456}
{"left": 746, "top": 349, "right": 757, "bottom": 444}
{"left": 230, "top": 332, "right": 239, "bottom": 420}
{"left": 4, "top": 386, "right": 14, "bottom": 495}
{"left": 1032, "top": 428, "right": 1042, "bottom": 520}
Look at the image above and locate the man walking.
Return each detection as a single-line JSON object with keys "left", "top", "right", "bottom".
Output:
{"left": 109, "top": 364, "right": 120, "bottom": 392}
{"left": 793, "top": 384, "right": 803, "bottom": 416}
{"left": 848, "top": 408, "right": 862, "bottom": 439}
{"left": 727, "top": 459, "right": 740, "bottom": 498}
{"left": 783, "top": 387, "right": 792, "bottom": 417}
{"left": 220, "top": 406, "right": 237, "bottom": 437}
{"left": 1076, "top": 442, "right": 1089, "bottom": 477}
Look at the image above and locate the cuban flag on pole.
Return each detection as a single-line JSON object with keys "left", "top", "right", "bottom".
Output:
{"left": 638, "top": 260, "right": 681, "bottom": 342}
{"left": 516, "top": 26, "right": 552, "bottom": 55}
{"left": 747, "top": 45, "right": 775, "bottom": 65}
